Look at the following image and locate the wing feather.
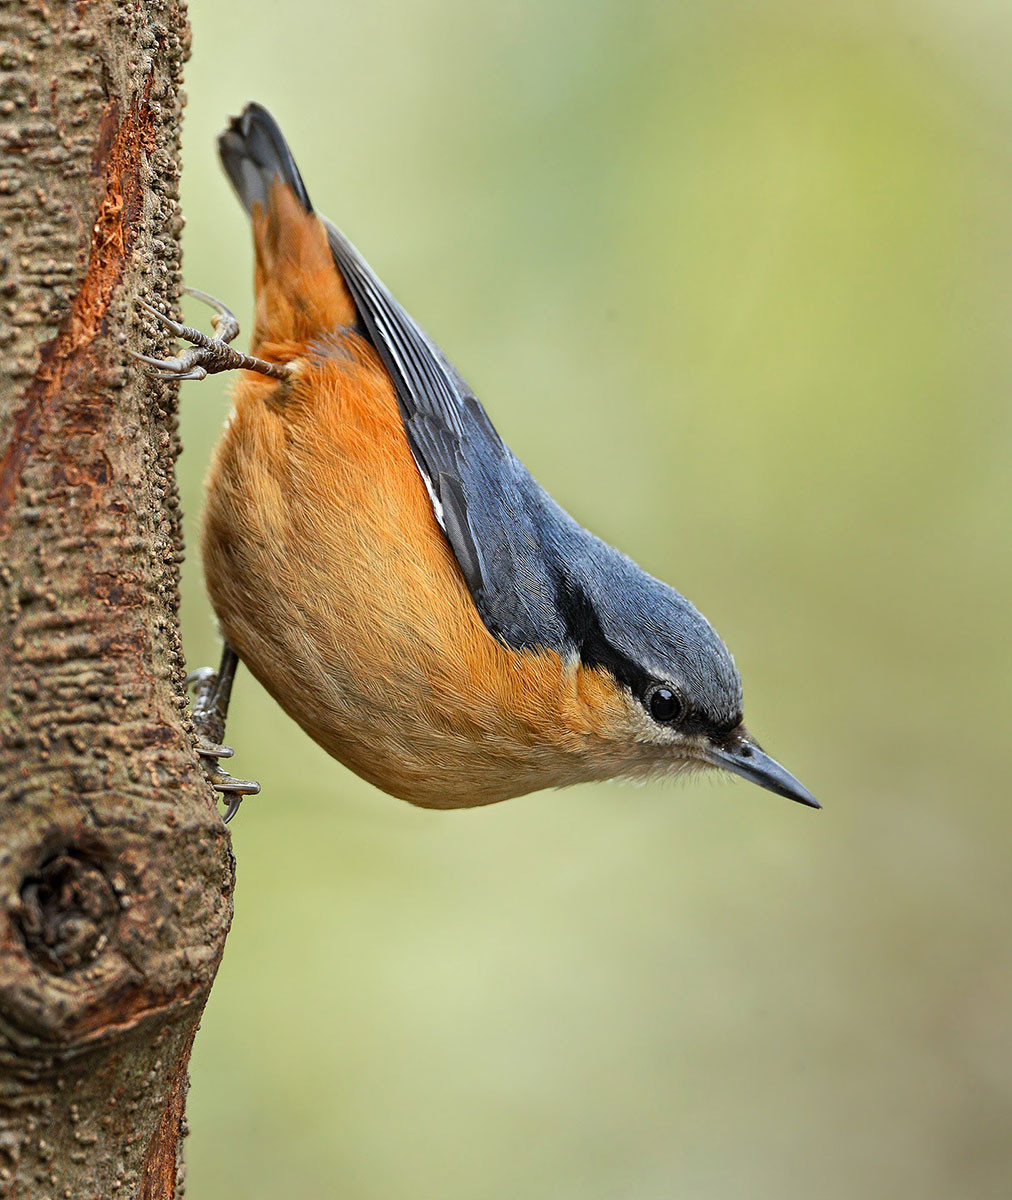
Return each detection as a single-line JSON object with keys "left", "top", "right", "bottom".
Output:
{"left": 322, "top": 218, "right": 580, "bottom": 653}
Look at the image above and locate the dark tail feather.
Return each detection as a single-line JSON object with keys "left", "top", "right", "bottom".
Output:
{"left": 218, "top": 103, "right": 313, "bottom": 216}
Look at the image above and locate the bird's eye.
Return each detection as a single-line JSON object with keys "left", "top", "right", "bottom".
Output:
{"left": 647, "top": 685, "right": 683, "bottom": 725}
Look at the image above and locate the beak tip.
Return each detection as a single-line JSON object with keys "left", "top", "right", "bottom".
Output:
{"left": 707, "top": 736, "right": 821, "bottom": 813}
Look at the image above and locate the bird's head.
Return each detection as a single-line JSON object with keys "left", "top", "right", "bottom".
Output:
{"left": 567, "top": 562, "right": 819, "bottom": 808}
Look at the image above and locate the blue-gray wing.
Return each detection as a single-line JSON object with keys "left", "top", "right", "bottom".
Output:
{"left": 323, "top": 219, "right": 574, "bottom": 650}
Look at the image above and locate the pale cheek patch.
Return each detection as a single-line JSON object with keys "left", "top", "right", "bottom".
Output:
{"left": 606, "top": 765, "right": 694, "bottom": 793}
{"left": 618, "top": 756, "right": 715, "bottom": 788}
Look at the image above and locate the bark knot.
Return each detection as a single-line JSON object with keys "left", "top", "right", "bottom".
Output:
{"left": 16, "top": 851, "right": 120, "bottom": 975}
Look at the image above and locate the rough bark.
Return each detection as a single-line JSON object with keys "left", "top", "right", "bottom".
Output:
{"left": 0, "top": 2, "right": 233, "bottom": 1197}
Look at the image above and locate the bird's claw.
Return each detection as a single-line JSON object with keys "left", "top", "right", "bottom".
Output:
{"left": 131, "top": 287, "right": 289, "bottom": 383}
{"left": 188, "top": 656, "right": 260, "bottom": 824}
{"left": 181, "top": 286, "right": 241, "bottom": 342}
{"left": 130, "top": 349, "right": 209, "bottom": 382}
{"left": 196, "top": 740, "right": 234, "bottom": 760}
{"left": 185, "top": 665, "right": 219, "bottom": 690}
{"left": 195, "top": 738, "right": 261, "bottom": 824}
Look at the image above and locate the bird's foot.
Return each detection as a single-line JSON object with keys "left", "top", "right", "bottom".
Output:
{"left": 131, "top": 286, "right": 291, "bottom": 382}
{"left": 187, "top": 659, "right": 260, "bottom": 824}
{"left": 196, "top": 752, "right": 261, "bottom": 824}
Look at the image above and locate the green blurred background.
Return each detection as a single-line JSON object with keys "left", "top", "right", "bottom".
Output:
{"left": 176, "top": 1, "right": 1012, "bottom": 1196}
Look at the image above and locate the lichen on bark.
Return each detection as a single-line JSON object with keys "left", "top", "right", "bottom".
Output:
{"left": 0, "top": 1, "right": 233, "bottom": 1196}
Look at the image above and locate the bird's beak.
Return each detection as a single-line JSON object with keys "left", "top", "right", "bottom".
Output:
{"left": 704, "top": 730, "right": 820, "bottom": 809}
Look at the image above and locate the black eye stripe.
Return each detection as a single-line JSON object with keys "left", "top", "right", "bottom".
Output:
{"left": 561, "top": 582, "right": 654, "bottom": 695}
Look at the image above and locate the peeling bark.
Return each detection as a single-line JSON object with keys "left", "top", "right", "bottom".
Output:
{"left": 0, "top": 2, "right": 233, "bottom": 1197}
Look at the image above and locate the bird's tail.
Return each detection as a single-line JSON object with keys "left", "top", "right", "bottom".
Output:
{"left": 218, "top": 103, "right": 314, "bottom": 217}
{"left": 217, "top": 104, "right": 356, "bottom": 351}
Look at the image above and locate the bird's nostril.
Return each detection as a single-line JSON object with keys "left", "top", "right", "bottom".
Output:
{"left": 739, "top": 745, "right": 753, "bottom": 759}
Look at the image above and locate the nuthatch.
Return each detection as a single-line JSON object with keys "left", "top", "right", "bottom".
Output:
{"left": 137, "top": 104, "right": 819, "bottom": 820}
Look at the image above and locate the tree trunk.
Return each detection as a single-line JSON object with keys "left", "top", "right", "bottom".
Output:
{"left": 0, "top": 2, "right": 233, "bottom": 1197}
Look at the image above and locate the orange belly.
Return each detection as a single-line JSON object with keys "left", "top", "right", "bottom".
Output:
{"left": 200, "top": 335, "right": 631, "bottom": 807}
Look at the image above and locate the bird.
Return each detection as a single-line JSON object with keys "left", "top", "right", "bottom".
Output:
{"left": 134, "top": 103, "right": 819, "bottom": 821}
